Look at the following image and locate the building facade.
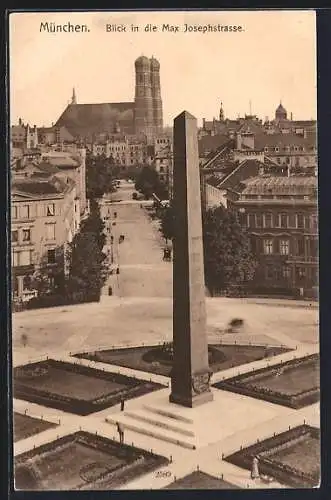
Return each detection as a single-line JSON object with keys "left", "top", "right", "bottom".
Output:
{"left": 228, "top": 176, "right": 318, "bottom": 297}
{"left": 11, "top": 173, "right": 77, "bottom": 301}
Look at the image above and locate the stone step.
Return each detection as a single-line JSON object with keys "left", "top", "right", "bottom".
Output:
{"left": 142, "top": 405, "right": 194, "bottom": 424}
{"left": 105, "top": 414, "right": 196, "bottom": 450}
{"left": 123, "top": 410, "right": 194, "bottom": 437}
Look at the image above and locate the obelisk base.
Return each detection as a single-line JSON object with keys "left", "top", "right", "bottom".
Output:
{"left": 169, "top": 390, "right": 213, "bottom": 408}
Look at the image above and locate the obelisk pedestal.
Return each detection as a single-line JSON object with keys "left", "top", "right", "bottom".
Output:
{"left": 169, "top": 111, "right": 213, "bottom": 408}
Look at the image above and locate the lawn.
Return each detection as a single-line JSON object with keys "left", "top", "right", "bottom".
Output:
{"left": 224, "top": 425, "right": 320, "bottom": 488}
{"left": 15, "top": 431, "right": 169, "bottom": 490}
{"left": 13, "top": 412, "right": 57, "bottom": 443}
{"left": 164, "top": 471, "right": 239, "bottom": 489}
{"left": 14, "top": 359, "right": 165, "bottom": 415}
{"left": 214, "top": 354, "right": 320, "bottom": 409}
{"left": 74, "top": 344, "right": 290, "bottom": 377}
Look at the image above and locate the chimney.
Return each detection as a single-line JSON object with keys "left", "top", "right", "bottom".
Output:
{"left": 236, "top": 132, "right": 242, "bottom": 150}
{"left": 18, "top": 118, "right": 22, "bottom": 126}
{"left": 290, "top": 112, "right": 293, "bottom": 121}
{"left": 202, "top": 118, "right": 206, "bottom": 128}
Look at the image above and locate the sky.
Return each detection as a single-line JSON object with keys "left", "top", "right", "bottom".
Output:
{"left": 9, "top": 10, "right": 317, "bottom": 127}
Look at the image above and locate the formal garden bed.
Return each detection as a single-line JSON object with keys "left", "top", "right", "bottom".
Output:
{"left": 74, "top": 343, "right": 291, "bottom": 377}
{"left": 13, "top": 359, "right": 165, "bottom": 416}
{"left": 164, "top": 471, "right": 239, "bottom": 489}
{"left": 224, "top": 425, "right": 320, "bottom": 488}
{"left": 214, "top": 353, "right": 319, "bottom": 409}
{"left": 15, "top": 430, "right": 169, "bottom": 490}
{"left": 13, "top": 412, "right": 58, "bottom": 443}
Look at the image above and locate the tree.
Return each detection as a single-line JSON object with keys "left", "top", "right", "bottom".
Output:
{"left": 67, "top": 199, "right": 108, "bottom": 301}
{"left": 86, "top": 153, "right": 117, "bottom": 199}
{"left": 80, "top": 198, "right": 106, "bottom": 250}
{"left": 135, "top": 166, "right": 168, "bottom": 199}
{"left": 160, "top": 205, "right": 175, "bottom": 242}
{"left": 203, "top": 206, "right": 257, "bottom": 295}
{"left": 30, "top": 245, "right": 66, "bottom": 296}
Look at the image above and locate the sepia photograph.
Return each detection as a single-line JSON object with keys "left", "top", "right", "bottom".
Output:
{"left": 9, "top": 9, "right": 319, "bottom": 491}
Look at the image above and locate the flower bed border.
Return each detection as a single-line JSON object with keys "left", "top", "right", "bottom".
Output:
{"left": 224, "top": 424, "right": 320, "bottom": 488}
{"left": 15, "top": 430, "right": 169, "bottom": 490}
{"left": 14, "top": 359, "right": 165, "bottom": 415}
{"left": 214, "top": 354, "right": 319, "bottom": 409}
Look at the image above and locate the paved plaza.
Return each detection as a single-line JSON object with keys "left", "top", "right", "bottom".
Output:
{"left": 12, "top": 181, "right": 320, "bottom": 490}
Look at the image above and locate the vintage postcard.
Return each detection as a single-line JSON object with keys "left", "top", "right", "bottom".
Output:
{"left": 9, "top": 10, "right": 319, "bottom": 490}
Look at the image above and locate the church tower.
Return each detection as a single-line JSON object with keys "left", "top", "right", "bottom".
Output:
{"left": 219, "top": 101, "right": 224, "bottom": 121}
{"left": 150, "top": 56, "right": 163, "bottom": 133}
{"left": 71, "top": 87, "right": 77, "bottom": 105}
{"left": 134, "top": 56, "right": 154, "bottom": 140}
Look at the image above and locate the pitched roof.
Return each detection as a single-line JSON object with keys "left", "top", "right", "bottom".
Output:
{"left": 254, "top": 133, "right": 316, "bottom": 150}
{"left": 217, "top": 159, "right": 263, "bottom": 191}
{"left": 198, "top": 134, "right": 231, "bottom": 156}
{"left": 55, "top": 102, "right": 135, "bottom": 138}
{"left": 12, "top": 173, "right": 75, "bottom": 197}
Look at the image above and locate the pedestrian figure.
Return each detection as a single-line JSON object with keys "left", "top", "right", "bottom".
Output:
{"left": 114, "top": 211, "right": 117, "bottom": 218}
{"left": 111, "top": 235, "right": 114, "bottom": 243}
{"left": 251, "top": 456, "right": 260, "bottom": 479}
{"left": 120, "top": 397, "right": 125, "bottom": 412}
{"left": 116, "top": 422, "right": 124, "bottom": 444}
{"left": 108, "top": 286, "right": 113, "bottom": 296}
{"left": 116, "top": 267, "right": 120, "bottom": 275}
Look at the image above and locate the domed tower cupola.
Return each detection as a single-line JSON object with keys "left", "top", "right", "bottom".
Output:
{"left": 275, "top": 101, "right": 287, "bottom": 121}
{"left": 135, "top": 55, "right": 151, "bottom": 69}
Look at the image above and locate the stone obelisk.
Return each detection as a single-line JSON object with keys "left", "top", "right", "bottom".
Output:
{"left": 169, "top": 111, "right": 213, "bottom": 408}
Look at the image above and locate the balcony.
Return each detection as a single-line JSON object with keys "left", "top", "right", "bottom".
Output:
{"left": 286, "top": 255, "right": 318, "bottom": 264}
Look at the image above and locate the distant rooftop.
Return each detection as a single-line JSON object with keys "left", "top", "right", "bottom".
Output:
{"left": 241, "top": 175, "right": 317, "bottom": 196}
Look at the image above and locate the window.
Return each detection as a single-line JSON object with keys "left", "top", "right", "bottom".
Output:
{"left": 264, "top": 213, "right": 273, "bottom": 228}
{"left": 160, "top": 166, "right": 164, "bottom": 173}
{"left": 296, "top": 267, "right": 306, "bottom": 280}
{"left": 263, "top": 239, "right": 273, "bottom": 254}
{"left": 280, "top": 213, "right": 287, "bottom": 228}
{"left": 288, "top": 214, "right": 296, "bottom": 228}
{"left": 282, "top": 266, "right": 291, "bottom": 278}
{"left": 12, "top": 206, "right": 18, "bottom": 219}
{"left": 47, "top": 203, "right": 55, "bottom": 216}
{"left": 256, "top": 214, "right": 262, "bottom": 228}
{"left": 297, "top": 214, "right": 304, "bottom": 229}
{"left": 12, "top": 252, "right": 19, "bottom": 267}
{"left": 47, "top": 249, "right": 56, "bottom": 264}
{"left": 304, "top": 216, "right": 310, "bottom": 230}
{"left": 21, "top": 205, "right": 30, "bottom": 218}
{"left": 280, "top": 239, "right": 290, "bottom": 255}
{"left": 46, "top": 224, "right": 56, "bottom": 241}
{"left": 296, "top": 238, "right": 305, "bottom": 256}
{"left": 311, "top": 215, "right": 318, "bottom": 231}
{"left": 11, "top": 230, "right": 18, "bottom": 243}
{"left": 248, "top": 214, "right": 255, "bottom": 228}
{"left": 310, "top": 239, "right": 318, "bottom": 258}
{"left": 22, "top": 229, "right": 31, "bottom": 242}
{"left": 265, "top": 266, "right": 274, "bottom": 279}
{"left": 20, "top": 250, "right": 32, "bottom": 266}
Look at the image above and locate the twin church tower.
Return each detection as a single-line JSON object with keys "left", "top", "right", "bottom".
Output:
{"left": 134, "top": 56, "right": 163, "bottom": 138}
{"left": 58, "top": 56, "right": 163, "bottom": 142}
